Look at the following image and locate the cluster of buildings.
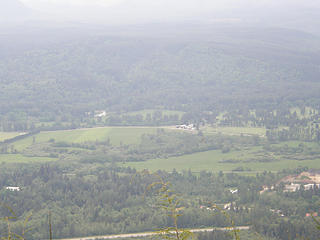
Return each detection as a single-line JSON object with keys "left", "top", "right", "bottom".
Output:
{"left": 229, "top": 189, "right": 238, "bottom": 194}
{"left": 270, "top": 209, "right": 285, "bottom": 217}
{"left": 175, "top": 124, "right": 195, "bottom": 131}
{"left": 306, "top": 212, "right": 318, "bottom": 217}
{"left": 85, "top": 110, "right": 107, "bottom": 118}
{"left": 260, "top": 171, "right": 320, "bottom": 193}
{"left": 260, "top": 185, "right": 275, "bottom": 194}
{"left": 94, "top": 110, "right": 107, "bottom": 118}
{"left": 5, "top": 186, "right": 20, "bottom": 191}
{"left": 223, "top": 203, "right": 234, "bottom": 211}
{"left": 284, "top": 183, "right": 320, "bottom": 192}
{"left": 282, "top": 171, "right": 320, "bottom": 192}
{"left": 199, "top": 205, "right": 215, "bottom": 211}
{"left": 199, "top": 190, "right": 238, "bottom": 212}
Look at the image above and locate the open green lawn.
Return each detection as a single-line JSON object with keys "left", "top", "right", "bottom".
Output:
{"left": 0, "top": 132, "right": 24, "bottom": 142}
{"left": 125, "top": 145, "right": 320, "bottom": 173}
{"left": 202, "top": 126, "right": 266, "bottom": 137}
{"left": 11, "top": 127, "right": 160, "bottom": 151}
{"left": 272, "top": 141, "right": 318, "bottom": 148}
{"left": 0, "top": 154, "right": 55, "bottom": 164}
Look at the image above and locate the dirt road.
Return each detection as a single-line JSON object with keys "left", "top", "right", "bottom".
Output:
{"left": 58, "top": 226, "right": 250, "bottom": 240}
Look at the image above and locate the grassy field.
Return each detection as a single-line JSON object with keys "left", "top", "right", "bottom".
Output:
{"left": 202, "top": 126, "right": 266, "bottom": 137}
{"left": 125, "top": 143, "right": 320, "bottom": 173}
{"left": 273, "top": 141, "right": 319, "bottom": 148}
{"left": 10, "top": 127, "right": 161, "bottom": 151}
{"left": 0, "top": 132, "right": 24, "bottom": 142}
{"left": 0, "top": 154, "right": 55, "bottom": 164}
{"left": 4, "top": 126, "right": 320, "bottom": 170}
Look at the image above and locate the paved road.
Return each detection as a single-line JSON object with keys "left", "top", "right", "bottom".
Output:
{"left": 58, "top": 226, "right": 250, "bottom": 240}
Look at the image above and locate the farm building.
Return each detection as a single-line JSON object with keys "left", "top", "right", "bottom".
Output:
{"left": 6, "top": 186, "right": 20, "bottom": 191}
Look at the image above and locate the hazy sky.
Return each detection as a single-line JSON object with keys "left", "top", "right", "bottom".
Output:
{"left": 9, "top": 0, "right": 320, "bottom": 28}
{"left": 19, "top": 0, "right": 320, "bottom": 9}
{"left": 21, "top": 0, "right": 123, "bottom": 8}
{"left": 19, "top": 0, "right": 244, "bottom": 23}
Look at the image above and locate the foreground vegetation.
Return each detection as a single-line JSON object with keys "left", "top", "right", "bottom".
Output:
{"left": 1, "top": 163, "right": 320, "bottom": 240}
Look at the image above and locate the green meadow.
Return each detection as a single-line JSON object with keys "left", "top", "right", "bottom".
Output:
{"left": 202, "top": 126, "right": 266, "bottom": 137}
{"left": 10, "top": 127, "right": 160, "bottom": 151}
{"left": 3, "top": 126, "right": 320, "bottom": 170}
{"left": 0, "top": 154, "right": 55, "bottom": 164}
{"left": 125, "top": 145, "right": 320, "bottom": 173}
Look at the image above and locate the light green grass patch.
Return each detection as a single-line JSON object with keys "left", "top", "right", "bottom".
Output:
{"left": 0, "top": 132, "right": 25, "bottom": 142}
{"left": 216, "top": 112, "right": 227, "bottom": 124}
{"left": 34, "top": 121, "right": 71, "bottom": 128}
{"left": 12, "top": 127, "right": 160, "bottom": 151}
{"left": 0, "top": 154, "right": 55, "bottom": 163}
{"left": 272, "top": 141, "right": 318, "bottom": 148}
{"left": 125, "top": 148, "right": 258, "bottom": 172}
{"left": 202, "top": 126, "right": 266, "bottom": 137}
{"left": 125, "top": 146, "right": 320, "bottom": 173}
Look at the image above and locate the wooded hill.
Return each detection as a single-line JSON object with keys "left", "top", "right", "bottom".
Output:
{"left": 1, "top": 25, "right": 319, "bottom": 122}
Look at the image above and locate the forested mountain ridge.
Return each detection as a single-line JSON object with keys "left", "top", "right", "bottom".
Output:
{"left": 0, "top": 25, "right": 320, "bottom": 121}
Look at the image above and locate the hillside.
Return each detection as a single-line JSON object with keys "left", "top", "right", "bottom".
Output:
{"left": 0, "top": 25, "right": 320, "bottom": 121}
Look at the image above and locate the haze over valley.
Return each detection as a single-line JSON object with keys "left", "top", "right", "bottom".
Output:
{"left": 0, "top": 1, "right": 320, "bottom": 240}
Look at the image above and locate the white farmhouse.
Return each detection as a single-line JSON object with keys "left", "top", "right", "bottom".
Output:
{"left": 94, "top": 110, "right": 107, "bottom": 118}
{"left": 284, "top": 183, "right": 301, "bottom": 192}
{"left": 6, "top": 187, "right": 20, "bottom": 191}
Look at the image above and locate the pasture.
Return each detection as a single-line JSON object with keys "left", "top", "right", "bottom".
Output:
{"left": 125, "top": 142, "right": 320, "bottom": 174}
{"left": 202, "top": 126, "right": 266, "bottom": 137}
{"left": 10, "top": 127, "right": 161, "bottom": 151}
{"left": 0, "top": 154, "right": 55, "bottom": 164}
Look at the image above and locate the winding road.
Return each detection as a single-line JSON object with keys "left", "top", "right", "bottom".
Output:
{"left": 58, "top": 226, "right": 250, "bottom": 240}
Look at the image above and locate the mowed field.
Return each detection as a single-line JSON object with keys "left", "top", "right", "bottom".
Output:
{"left": 3, "top": 126, "right": 320, "bottom": 171}
{"left": 202, "top": 126, "right": 266, "bottom": 137}
{"left": 125, "top": 144, "right": 320, "bottom": 173}
{"left": 10, "top": 127, "right": 160, "bottom": 151}
{"left": 0, "top": 154, "right": 55, "bottom": 164}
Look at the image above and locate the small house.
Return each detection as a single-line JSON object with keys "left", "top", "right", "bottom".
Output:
{"left": 6, "top": 187, "right": 20, "bottom": 192}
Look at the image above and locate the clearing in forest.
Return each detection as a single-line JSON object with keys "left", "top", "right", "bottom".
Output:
{"left": 202, "top": 126, "right": 266, "bottom": 137}
{"left": 125, "top": 142, "right": 320, "bottom": 174}
{"left": 9, "top": 127, "right": 160, "bottom": 151}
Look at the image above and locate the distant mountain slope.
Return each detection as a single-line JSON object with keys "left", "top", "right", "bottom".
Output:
{"left": 0, "top": 25, "right": 319, "bottom": 118}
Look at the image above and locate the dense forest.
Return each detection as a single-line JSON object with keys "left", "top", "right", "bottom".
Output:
{"left": 0, "top": 163, "right": 319, "bottom": 239}
{"left": 0, "top": 25, "right": 320, "bottom": 127}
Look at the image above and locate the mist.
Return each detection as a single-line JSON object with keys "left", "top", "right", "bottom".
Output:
{"left": 0, "top": 0, "right": 318, "bottom": 35}
{"left": 1, "top": 1, "right": 320, "bottom": 239}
